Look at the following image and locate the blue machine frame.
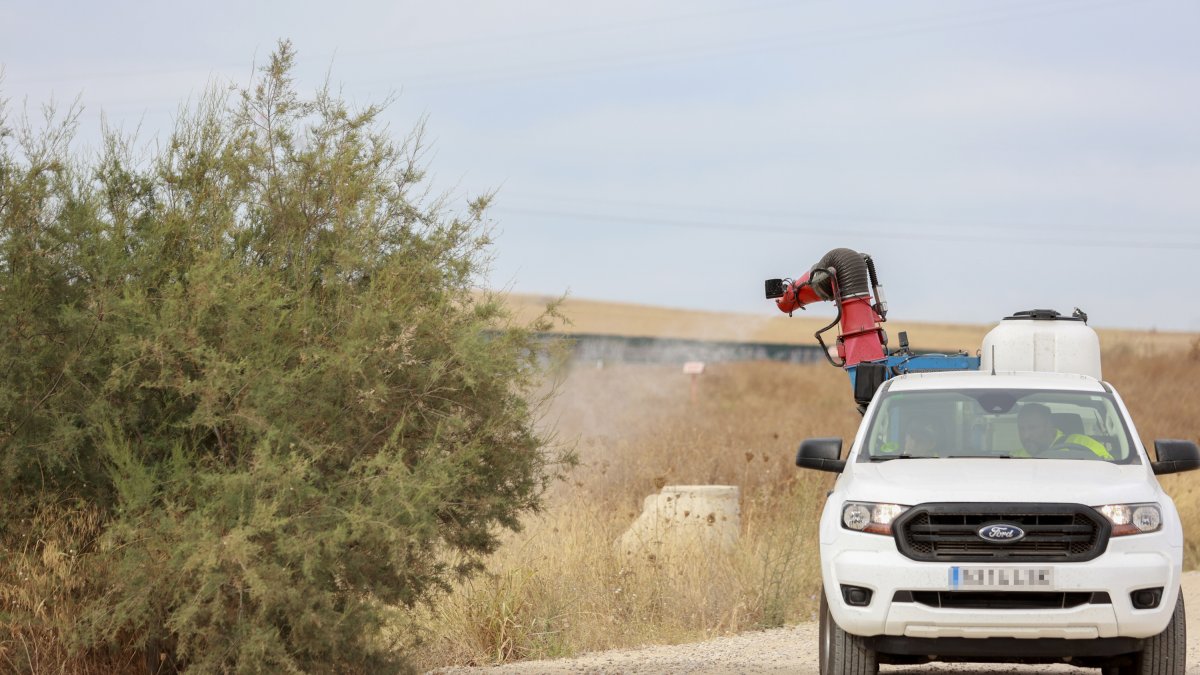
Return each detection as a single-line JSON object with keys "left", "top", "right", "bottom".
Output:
{"left": 846, "top": 353, "right": 981, "bottom": 392}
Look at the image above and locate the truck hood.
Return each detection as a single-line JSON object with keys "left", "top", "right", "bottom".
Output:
{"left": 843, "top": 459, "right": 1157, "bottom": 507}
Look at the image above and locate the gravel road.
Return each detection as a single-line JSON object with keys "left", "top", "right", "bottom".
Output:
{"left": 434, "top": 571, "right": 1200, "bottom": 674}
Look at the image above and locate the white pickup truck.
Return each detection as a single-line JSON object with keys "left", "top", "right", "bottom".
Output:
{"left": 797, "top": 312, "right": 1199, "bottom": 675}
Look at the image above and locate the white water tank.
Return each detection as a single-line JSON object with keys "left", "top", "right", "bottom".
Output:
{"left": 980, "top": 309, "right": 1101, "bottom": 379}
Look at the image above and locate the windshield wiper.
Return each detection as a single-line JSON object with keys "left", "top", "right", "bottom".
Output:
{"left": 944, "top": 454, "right": 1015, "bottom": 459}
{"left": 871, "top": 454, "right": 921, "bottom": 461}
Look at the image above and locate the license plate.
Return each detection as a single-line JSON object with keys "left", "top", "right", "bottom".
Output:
{"left": 949, "top": 566, "right": 1053, "bottom": 590}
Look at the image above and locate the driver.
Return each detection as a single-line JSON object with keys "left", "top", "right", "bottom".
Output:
{"left": 1017, "top": 403, "right": 1112, "bottom": 460}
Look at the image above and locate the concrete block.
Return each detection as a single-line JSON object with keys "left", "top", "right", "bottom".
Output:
{"left": 618, "top": 485, "right": 740, "bottom": 559}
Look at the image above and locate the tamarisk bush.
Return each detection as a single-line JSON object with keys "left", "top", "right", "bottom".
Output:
{"left": 0, "top": 41, "right": 568, "bottom": 673}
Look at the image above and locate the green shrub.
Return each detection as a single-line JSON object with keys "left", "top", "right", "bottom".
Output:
{"left": 0, "top": 41, "right": 569, "bottom": 673}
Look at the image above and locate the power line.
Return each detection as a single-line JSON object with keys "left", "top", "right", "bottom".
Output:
{"left": 501, "top": 194, "right": 1200, "bottom": 239}
{"left": 493, "top": 206, "right": 1200, "bottom": 251}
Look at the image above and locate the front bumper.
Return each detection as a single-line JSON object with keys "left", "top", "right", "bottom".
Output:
{"left": 822, "top": 529, "right": 1180, "bottom": 641}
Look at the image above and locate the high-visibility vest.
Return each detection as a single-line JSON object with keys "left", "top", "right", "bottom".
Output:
{"left": 1013, "top": 429, "right": 1113, "bottom": 460}
{"left": 1051, "top": 429, "right": 1113, "bottom": 460}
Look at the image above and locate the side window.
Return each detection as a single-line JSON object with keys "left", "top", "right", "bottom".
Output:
{"left": 868, "top": 400, "right": 894, "bottom": 454}
{"left": 1085, "top": 408, "right": 1124, "bottom": 461}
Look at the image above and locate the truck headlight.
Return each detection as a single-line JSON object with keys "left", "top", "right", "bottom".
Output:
{"left": 1096, "top": 503, "right": 1163, "bottom": 536}
{"left": 842, "top": 501, "right": 909, "bottom": 535}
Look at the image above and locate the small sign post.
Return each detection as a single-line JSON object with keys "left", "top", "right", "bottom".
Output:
{"left": 683, "top": 361, "right": 705, "bottom": 403}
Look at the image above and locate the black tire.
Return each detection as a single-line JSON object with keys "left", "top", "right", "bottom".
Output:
{"left": 819, "top": 587, "right": 879, "bottom": 675}
{"left": 1107, "top": 590, "right": 1186, "bottom": 675}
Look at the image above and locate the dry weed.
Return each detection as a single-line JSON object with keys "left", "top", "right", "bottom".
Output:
{"left": 0, "top": 501, "right": 139, "bottom": 674}
{"left": 416, "top": 362, "right": 850, "bottom": 668}
{"left": 414, "top": 485, "right": 827, "bottom": 670}
{"left": 1105, "top": 351, "right": 1200, "bottom": 567}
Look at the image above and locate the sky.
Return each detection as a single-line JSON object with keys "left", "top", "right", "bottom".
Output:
{"left": 3, "top": 0, "right": 1199, "bottom": 331}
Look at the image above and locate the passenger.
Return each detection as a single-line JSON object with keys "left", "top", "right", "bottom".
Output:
{"left": 902, "top": 421, "right": 940, "bottom": 457}
{"left": 880, "top": 419, "right": 940, "bottom": 457}
{"left": 1017, "top": 403, "right": 1112, "bottom": 460}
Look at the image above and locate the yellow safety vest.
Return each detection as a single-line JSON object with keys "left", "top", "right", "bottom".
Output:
{"left": 1015, "top": 429, "right": 1111, "bottom": 460}
{"left": 1051, "top": 429, "right": 1113, "bottom": 460}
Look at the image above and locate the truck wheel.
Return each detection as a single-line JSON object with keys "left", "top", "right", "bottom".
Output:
{"left": 819, "top": 588, "right": 879, "bottom": 675}
{"left": 1105, "top": 591, "right": 1186, "bottom": 675}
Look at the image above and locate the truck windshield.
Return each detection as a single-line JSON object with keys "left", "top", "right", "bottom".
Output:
{"left": 860, "top": 389, "right": 1139, "bottom": 463}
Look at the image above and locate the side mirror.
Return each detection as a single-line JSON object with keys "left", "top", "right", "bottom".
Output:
{"left": 796, "top": 437, "right": 845, "bottom": 473}
{"left": 1152, "top": 440, "right": 1200, "bottom": 475}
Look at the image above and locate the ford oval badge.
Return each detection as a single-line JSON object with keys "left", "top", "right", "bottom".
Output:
{"left": 978, "top": 523, "right": 1026, "bottom": 543}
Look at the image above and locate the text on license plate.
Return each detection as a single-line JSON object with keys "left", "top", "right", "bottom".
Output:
{"left": 949, "top": 566, "right": 1053, "bottom": 590}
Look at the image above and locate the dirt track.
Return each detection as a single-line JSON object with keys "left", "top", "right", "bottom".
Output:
{"left": 435, "top": 571, "right": 1200, "bottom": 674}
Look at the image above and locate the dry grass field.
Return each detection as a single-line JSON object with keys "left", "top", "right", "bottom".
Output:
{"left": 417, "top": 296, "right": 1200, "bottom": 669}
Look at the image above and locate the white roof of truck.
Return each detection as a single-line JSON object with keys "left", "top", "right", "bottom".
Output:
{"left": 886, "top": 370, "right": 1107, "bottom": 392}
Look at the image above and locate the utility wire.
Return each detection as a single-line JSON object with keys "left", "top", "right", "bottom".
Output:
{"left": 501, "top": 194, "right": 1200, "bottom": 239}
{"left": 494, "top": 206, "right": 1200, "bottom": 251}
